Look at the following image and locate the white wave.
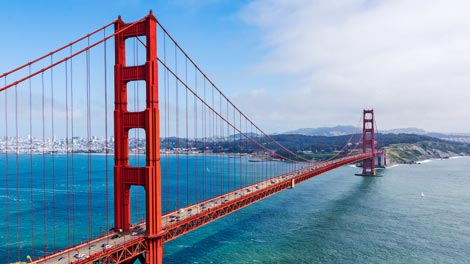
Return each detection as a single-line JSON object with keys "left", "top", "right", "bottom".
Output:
{"left": 418, "top": 159, "right": 433, "bottom": 164}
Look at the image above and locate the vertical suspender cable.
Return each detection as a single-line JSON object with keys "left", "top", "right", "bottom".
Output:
{"left": 15, "top": 83, "right": 20, "bottom": 262}
{"left": 205, "top": 80, "right": 208, "bottom": 199}
{"left": 226, "top": 100, "right": 229, "bottom": 193}
{"left": 266, "top": 135, "right": 269, "bottom": 182}
{"left": 163, "top": 34, "right": 169, "bottom": 213}
{"left": 245, "top": 118, "right": 248, "bottom": 186}
{"left": 219, "top": 92, "right": 223, "bottom": 195}
{"left": 264, "top": 129, "right": 266, "bottom": 183}
{"left": 253, "top": 123, "right": 257, "bottom": 185}
{"left": 70, "top": 46, "right": 75, "bottom": 245}
{"left": 215, "top": 91, "right": 219, "bottom": 196}
{"left": 268, "top": 137, "right": 271, "bottom": 181}
{"left": 211, "top": 85, "right": 215, "bottom": 197}
{"left": 4, "top": 77, "right": 10, "bottom": 264}
{"left": 202, "top": 79, "right": 206, "bottom": 200}
{"left": 50, "top": 55, "right": 57, "bottom": 251}
{"left": 29, "top": 65, "right": 35, "bottom": 259}
{"left": 233, "top": 106, "right": 236, "bottom": 189}
{"left": 103, "top": 28, "right": 109, "bottom": 233}
{"left": 175, "top": 44, "right": 180, "bottom": 210}
{"left": 194, "top": 68, "right": 198, "bottom": 202}
{"left": 210, "top": 83, "right": 214, "bottom": 198}
{"left": 239, "top": 112, "right": 242, "bottom": 189}
{"left": 65, "top": 61, "right": 70, "bottom": 249}
{"left": 230, "top": 104, "right": 233, "bottom": 189}
{"left": 185, "top": 57, "right": 189, "bottom": 206}
{"left": 213, "top": 88, "right": 217, "bottom": 197}
{"left": 218, "top": 90, "right": 221, "bottom": 196}
{"left": 41, "top": 72, "right": 47, "bottom": 255}
{"left": 86, "top": 37, "right": 92, "bottom": 240}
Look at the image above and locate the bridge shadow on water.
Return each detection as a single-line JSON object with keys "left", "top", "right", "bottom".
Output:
{"left": 303, "top": 176, "right": 380, "bottom": 227}
{"left": 162, "top": 176, "right": 382, "bottom": 263}
{"left": 273, "top": 176, "right": 385, "bottom": 263}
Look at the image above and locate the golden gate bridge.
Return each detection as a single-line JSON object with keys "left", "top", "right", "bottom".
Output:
{"left": 0, "top": 12, "right": 385, "bottom": 263}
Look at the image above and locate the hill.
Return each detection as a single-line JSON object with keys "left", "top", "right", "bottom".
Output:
{"left": 160, "top": 132, "right": 470, "bottom": 164}
{"left": 269, "top": 133, "right": 470, "bottom": 163}
{"left": 283, "top": 126, "right": 470, "bottom": 143}
{"left": 284, "top": 126, "right": 357, "bottom": 136}
{"left": 385, "top": 141, "right": 470, "bottom": 164}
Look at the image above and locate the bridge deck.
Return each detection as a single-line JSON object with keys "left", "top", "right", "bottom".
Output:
{"left": 33, "top": 153, "right": 371, "bottom": 264}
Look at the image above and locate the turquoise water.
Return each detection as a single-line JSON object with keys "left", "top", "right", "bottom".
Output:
{"left": 0, "top": 153, "right": 296, "bottom": 261}
{"left": 163, "top": 157, "right": 470, "bottom": 263}
{"left": 1, "top": 155, "right": 470, "bottom": 263}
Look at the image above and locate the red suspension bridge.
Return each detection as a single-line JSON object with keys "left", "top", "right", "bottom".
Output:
{"left": 0, "top": 12, "right": 385, "bottom": 264}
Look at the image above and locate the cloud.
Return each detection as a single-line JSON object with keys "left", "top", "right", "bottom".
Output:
{"left": 237, "top": 0, "right": 470, "bottom": 133}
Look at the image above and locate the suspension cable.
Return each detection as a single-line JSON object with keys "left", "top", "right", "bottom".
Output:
{"left": 1, "top": 18, "right": 146, "bottom": 92}
{"left": 158, "top": 58, "right": 306, "bottom": 164}
{"left": 156, "top": 21, "right": 310, "bottom": 163}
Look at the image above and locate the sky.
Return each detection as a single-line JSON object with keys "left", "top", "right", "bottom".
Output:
{"left": 1, "top": 0, "right": 470, "bottom": 134}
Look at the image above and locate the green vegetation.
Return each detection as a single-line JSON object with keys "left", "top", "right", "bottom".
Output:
{"left": 267, "top": 133, "right": 470, "bottom": 163}
{"left": 162, "top": 133, "right": 470, "bottom": 164}
{"left": 386, "top": 140, "right": 470, "bottom": 165}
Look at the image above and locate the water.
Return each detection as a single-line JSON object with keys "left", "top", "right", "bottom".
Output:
{"left": 1, "top": 155, "right": 469, "bottom": 263}
{"left": 0, "top": 153, "right": 297, "bottom": 261}
{"left": 163, "top": 157, "right": 470, "bottom": 263}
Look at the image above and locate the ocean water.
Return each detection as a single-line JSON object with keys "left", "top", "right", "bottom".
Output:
{"left": 163, "top": 157, "right": 470, "bottom": 263}
{"left": 0, "top": 153, "right": 297, "bottom": 262}
{"left": 1, "top": 155, "right": 469, "bottom": 263}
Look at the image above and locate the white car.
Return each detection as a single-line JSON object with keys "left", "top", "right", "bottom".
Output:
{"left": 102, "top": 243, "right": 113, "bottom": 250}
{"left": 74, "top": 253, "right": 85, "bottom": 259}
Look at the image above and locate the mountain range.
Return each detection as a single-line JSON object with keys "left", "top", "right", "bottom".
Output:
{"left": 283, "top": 126, "right": 470, "bottom": 143}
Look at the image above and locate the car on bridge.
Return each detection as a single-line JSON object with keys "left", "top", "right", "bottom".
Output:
{"left": 102, "top": 243, "right": 113, "bottom": 250}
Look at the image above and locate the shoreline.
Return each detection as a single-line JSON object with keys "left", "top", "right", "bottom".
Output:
{"left": 388, "top": 155, "right": 470, "bottom": 167}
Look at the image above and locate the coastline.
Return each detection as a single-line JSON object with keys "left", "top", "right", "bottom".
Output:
{"left": 387, "top": 155, "right": 470, "bottom": 167}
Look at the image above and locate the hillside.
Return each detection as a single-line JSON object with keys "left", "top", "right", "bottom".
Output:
{"left": 160, "top": 133, "right": 470, "bottom": 164}
{"left": 284, "top": 126, "right": 356, "bottom": 136}
{"left": 270, "top": 133, "right": 450, "bottom": 153}
{"left": 283, "top": 126, "right": 470, "bottom": 143}
{"left": 269, "top": 133, "right": 470, "bottom": 163}
{"left": 386, "top": 141, "right": 470, "bottom": 165}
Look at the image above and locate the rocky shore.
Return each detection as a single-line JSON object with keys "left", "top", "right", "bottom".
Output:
{"left": 385, "top": 141, "right": 470, "bottom": 165}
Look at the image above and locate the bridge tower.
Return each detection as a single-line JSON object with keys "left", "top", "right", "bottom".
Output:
{"left": 356, "top": 109, "right": 379, "bottom": 176}
{"left": 114, "top": 12, "right": 163, "bottom": 263}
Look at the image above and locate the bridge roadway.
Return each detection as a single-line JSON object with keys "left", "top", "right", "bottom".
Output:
{"left": 32, "top": 153, "right": 371, "bottom": 264}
